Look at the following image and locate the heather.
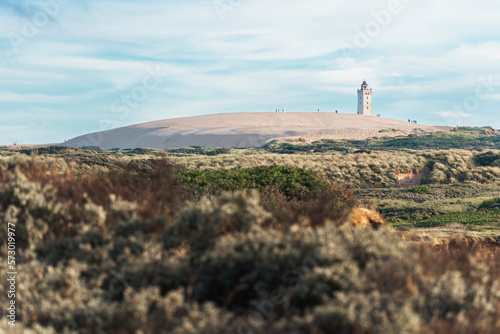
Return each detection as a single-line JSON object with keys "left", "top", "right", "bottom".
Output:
{"left": 0, "top": 144, "right": 499, "bottom": 333}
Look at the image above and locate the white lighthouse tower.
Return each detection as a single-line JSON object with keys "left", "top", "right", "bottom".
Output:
{"left": 357, "top": 80, "right": 372, "bottom": 116}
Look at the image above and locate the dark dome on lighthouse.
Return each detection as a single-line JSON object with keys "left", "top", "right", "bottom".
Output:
{"left": 361, "top": 80, "right": 369, "bottom": 90}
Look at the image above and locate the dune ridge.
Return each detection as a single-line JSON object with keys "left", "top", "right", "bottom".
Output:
{"left": 62, "top": 112, "right": 450, "bottom": 149}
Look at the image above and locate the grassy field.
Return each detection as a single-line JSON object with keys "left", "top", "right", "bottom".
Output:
{"left": 2, "top": 141, "right": 500, "bottom": 235}
{"left": 1, "top": 131, "right": 500, "bottom": 333}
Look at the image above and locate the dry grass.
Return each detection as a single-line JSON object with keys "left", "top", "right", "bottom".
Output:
{"left": 167, "top": 149, "right": 500, "bottom": 186}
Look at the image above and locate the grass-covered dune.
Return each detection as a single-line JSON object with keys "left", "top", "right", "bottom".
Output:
{"left": 266, "top": 127, "right": 500, "bottom": 152}
{"left": 3, "top": 142, "right": 500, "bottom": 230}
{"left": 0, "top": 149, "right": 500, "bottom": 333}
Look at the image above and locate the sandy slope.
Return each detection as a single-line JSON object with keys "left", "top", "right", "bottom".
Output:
{"left": 62, "top": 113, "right": 451, "bottom": 150}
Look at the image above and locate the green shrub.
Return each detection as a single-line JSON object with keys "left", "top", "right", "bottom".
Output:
{"left": 478, "top": 197, "right": 500, "bottom": 210}
{"left": 266, "top": 132, "right": 500, "bottom": 152}
{"left": 415, "top": 210, "right": 500, "bottom": 227}
{"left": 474, "top": 152, "right": 500, "bottom": 167}
{"left": 177, "top": 165, "right": 328, "bottom": 199}
{"left": 408, "top": 185, "right": 433, "bottom": 194}
{"left": 167, "top": 147, "right": 232, "bottom": 156}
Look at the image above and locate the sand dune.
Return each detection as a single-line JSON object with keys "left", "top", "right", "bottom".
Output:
{"left": 62, "top": 112, "right": 450, "bottom": 150}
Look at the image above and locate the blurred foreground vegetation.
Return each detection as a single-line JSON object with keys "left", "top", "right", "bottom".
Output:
{"left": 1, "top": 135, "right": 500, "bottom": 333}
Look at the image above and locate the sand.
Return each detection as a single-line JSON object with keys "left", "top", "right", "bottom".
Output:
{"left": 62, "top": 112, "right": 451, "bottom": 150}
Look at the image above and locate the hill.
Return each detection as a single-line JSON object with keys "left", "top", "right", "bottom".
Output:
{"left": 62, "top": 112, "right": 450, "bottom": 149}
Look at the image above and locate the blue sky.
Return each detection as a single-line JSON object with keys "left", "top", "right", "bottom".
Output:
{"left": 1, "top": 0, "right": 500, "bottom": 145}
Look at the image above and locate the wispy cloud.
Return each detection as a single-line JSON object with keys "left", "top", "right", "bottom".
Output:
{"left": 434, "top": 111, "right": 472, "bottom": 119}
{"left": 0, "top": 92, "right": 68, "bottom": 103}
{"left": 1, "top": 0, "right": 500, "bottom": 144}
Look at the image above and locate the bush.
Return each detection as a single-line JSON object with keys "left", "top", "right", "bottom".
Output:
{"left": 415, "top": 210, "right": 500, "bottom": 227}
{"left": 302, "top": 291, "right": 421, "bottom": 334}
{"left": 478, "top": 197, "right": 500, "bottom": 210}
{"left": 163, "top": 190, "right": 272, "bottom": 251}
{"left": 474, "top": 152, "right": 500, "bottom": 167}
{"left": 0, "top": 171, "right": 70, "bottom": 251}
{"left": 177, "top": 165, "right": 328, "bottom": 199}
{"left": 408, "top": 185, "right": 433, "bottom": 194}
{"left": 167, "top": 147, "right": 232, "bottom": 156}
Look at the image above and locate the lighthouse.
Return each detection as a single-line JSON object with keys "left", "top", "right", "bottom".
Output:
{"left": 357, "top": 80, "right": 373, "bottom": 116}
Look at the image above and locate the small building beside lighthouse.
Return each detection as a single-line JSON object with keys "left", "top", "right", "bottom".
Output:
{"left": 357, "top": 80, "right": 372, "bottom": 116}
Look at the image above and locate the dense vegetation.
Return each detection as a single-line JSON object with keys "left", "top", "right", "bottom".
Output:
{"left": 415, "top": 210, "right": 500, "bottom": 228}
{"left": 176, "top": 165, "right": 328, "bottom": 198}
{"left": 266, "top": 128, "right": 500, "bottom": 153}
{"left": 2, "top": 144, "right": 500, "bottom": 228}
{"left": 478, "top": 197, "right": 500, "bottom": 210}
{"left": 1, "top": 135, "right": 500, "bottom": 333}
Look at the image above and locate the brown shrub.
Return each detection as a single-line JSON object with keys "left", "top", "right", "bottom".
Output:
{"left": 260, "top": 184, "right": 356, "bottom": 230}
{"left": 350, "top": 207, "right": 386, "bottom": 229}
{"left": 0, "top": 157, "right": 187, "bottom": 238}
